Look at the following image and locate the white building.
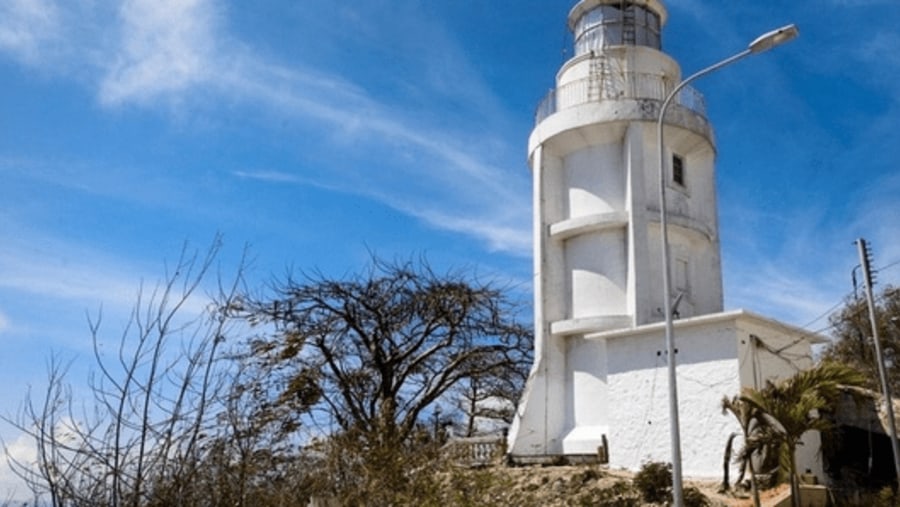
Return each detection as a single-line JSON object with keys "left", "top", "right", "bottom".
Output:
{"left": 507, "top": 0, "right": 825, "bottom": 479}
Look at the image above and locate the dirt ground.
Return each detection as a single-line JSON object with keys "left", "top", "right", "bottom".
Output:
{"left": 469, "top": 464, "right": 790, "bottom": 506}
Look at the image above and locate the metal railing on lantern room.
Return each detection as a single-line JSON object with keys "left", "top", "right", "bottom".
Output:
{"left": 534, "top": 71, "right": 707, "bottom": 125}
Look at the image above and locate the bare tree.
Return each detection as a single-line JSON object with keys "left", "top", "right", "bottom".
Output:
{"left": 231, "top": 257, "right": 532, "bottom": 447}
{"left": 3, "top": 240, "right": 249, "bottom": 506}
{"left": 821, "top": 285, "right": 900, "bottom": 394}
{"left": 3, "top": 252, "right": 533, "bottom": 506}
{"left": 455, "top": 353, "right": 530, "bottom": 437}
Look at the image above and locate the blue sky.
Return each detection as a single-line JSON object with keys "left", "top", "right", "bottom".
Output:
{"left": 1, "top": 0, "right": 899, "bottom": 497}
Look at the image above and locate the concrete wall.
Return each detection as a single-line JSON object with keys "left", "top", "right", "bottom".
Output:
{"left": 604, "top": 317, "right": 741, "bottom": 477}
{"left": 564, "top": 144, "right": 624, "bottom": 216}
{"left": 736, "top": 316, "right": 824, "bottom": 480}
{"left": 562, "top": 142, "right": 627, "bottom": 319}
{"left": 562, "top": 336, "right": 610, "bottom": 454}
{"left": 600, "top": 313, "right": 823, "bottom": 479}
{"left": 510, "top": 311, "right": 825, "bottom": 482}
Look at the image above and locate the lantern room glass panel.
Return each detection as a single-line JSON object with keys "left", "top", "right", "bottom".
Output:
{"left": 573, "top": 2, "right": 661, "bottom": 55}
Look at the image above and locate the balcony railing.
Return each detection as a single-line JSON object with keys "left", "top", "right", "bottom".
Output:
{"left": 534, "top": 71, "right": 707, "bottom": 125}
{"left": 442, "top": 436, "right": 506, "bottom": 467}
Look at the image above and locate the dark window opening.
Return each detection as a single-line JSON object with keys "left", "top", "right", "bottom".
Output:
{"left": 672, "top": 154, "right": 684, "bottom": 186}
{"left": 824, "top": 425, "right": 897, "bottom": 491}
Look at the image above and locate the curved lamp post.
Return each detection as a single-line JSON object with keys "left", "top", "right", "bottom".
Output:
{"left": 657, "top": 24, "right": 798, "bottom": 507}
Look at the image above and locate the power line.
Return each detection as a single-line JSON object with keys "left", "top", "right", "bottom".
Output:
{"left": 797, "top": 260, "right": 900, "bottom": 333}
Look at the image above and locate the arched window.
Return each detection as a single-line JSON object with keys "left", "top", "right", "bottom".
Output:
{"left": 573, "top": 2, "right": 661, "bottom": 55}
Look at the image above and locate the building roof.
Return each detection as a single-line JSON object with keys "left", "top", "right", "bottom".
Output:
{"left": 585, "top": 309, "right": 830, "bottom": 344}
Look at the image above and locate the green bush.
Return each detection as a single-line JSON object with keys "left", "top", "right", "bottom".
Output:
{"left": 571, "top": 467, "right": 603, "bottom": 484}
{"left": 596, "top": 480, "right": 641, "bottom": 507}
{"left": 633, "top": 461, "right": 672, "bottom": 503}
{"left": 683, "top": 486, "right": 710, "bottom": 507}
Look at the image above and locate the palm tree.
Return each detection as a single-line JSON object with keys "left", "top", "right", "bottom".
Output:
{"left": 722, "top": 395, "right": 764, "bottom": 507}
{"left": 740, "top": 362, "right": 867, "bottom": 507}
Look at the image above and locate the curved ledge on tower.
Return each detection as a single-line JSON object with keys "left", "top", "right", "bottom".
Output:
{"left": 551, "top": 315, "right": 632, "bottom": 336}
{"left": 645, "top": 209, "right": 717, "bottom": 243}
{"left": 529, "top": 99, "right": 711, "bottom": 158}
{"left": 550, "top": 212, "right": 628, "bottom": 241}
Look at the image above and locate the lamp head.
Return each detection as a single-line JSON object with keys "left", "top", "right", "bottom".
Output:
{"left": 748, "top": 24, "right": 799, "bottom": 54}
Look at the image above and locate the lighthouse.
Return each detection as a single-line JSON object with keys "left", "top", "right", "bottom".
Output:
{"left": 531, "top": 0, "right": 722, "bottom": 337}
{"left": 508, "top": 0, "right": 825, "bottom": 479}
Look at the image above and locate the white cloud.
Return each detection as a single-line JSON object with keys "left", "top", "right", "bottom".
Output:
{"left": 0, "top": 0, "right": 60, "bottom": 64}
{"left": 233, "top": 169, "right": 352, "bottom": 193}
{"left": 0, "top": 235, "right": 141, "bottom": 308}
{"left": 0, "top": 417, "right": 93, "bottom": 503}
{"left": 726, "top": 263, "right": 843, "bottom": 330}
{"left": 391, "top": 207, "right": 530, "bottom": 257}
{"left": 723, "top": 164, "right": 900, "bottom": 333}
{"left": 214, "top": 50, "right": 531, "bottom": 255}
{"left": 0, "top": 430, "right": 36, "bottom": 502}
{"left": 850, "top": 172, "right": 900, "bottom": 269}
{"left": 100, "top": 0, "right": 219, "bottom": 105}
{"left": 235, "top": 167, "right": 531, "bottom": 257}
{"left": 856, "top": 31, "right": 900, "bottom": 93}
{"left": 0, "top": 0, "right": 530, "bottom": 255}
{"left": 122, "top": 5, "right": 529, "bottom": 255}
{"left": 0, "top": 218, "right": 217, "bottom": 320}
{"left": 665, "top": 0, "right": 713, "bottom": 23}
{"left": 233, "top": 169, "right": 304, "bottom": 184}
{"left": 829, "top": 0, "right": 895, "bottom": 5}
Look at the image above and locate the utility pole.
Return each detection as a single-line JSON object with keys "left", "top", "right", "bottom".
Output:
{"left": 856, "top": 238, "right": 900, "bottom": 487}
{"left": 432, "top": 405, "right": 442, "bottom": 442}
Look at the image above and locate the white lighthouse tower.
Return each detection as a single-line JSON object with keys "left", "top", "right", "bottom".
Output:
{"left": 508, "top": 0, "right": 825, "bottom": 478}
{"left": 531, "top": 0, "right": 723, "bottom": 338}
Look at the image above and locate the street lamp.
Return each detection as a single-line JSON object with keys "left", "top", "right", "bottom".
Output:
{"left": 656, "top": 24, "right": 798, "bottom": 507}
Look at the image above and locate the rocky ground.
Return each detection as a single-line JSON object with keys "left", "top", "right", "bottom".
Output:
{"left": 435, "top": 463, "right": 777, "bottom": 506}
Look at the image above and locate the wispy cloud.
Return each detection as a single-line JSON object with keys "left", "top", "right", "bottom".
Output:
{"left": 726, "top": 261, "right": 845, "bottom": 330}
{"left": 850, "top": 171, "right": 900, "bottom": 267}
{"left": 0, "top": 417, "right": 94, "bottom": 502}
{"left": 0, "top": 0, "right": 530, "bottom": 256}
{"left": 665, "top": 0, "right": 715, "bottom": 26}
{"left": 0, "top": 227, "right": 144, "bottom": 309}
{"left": 0, "top": 214, "right": 219, "bottom": 317}
{"left": 235, "top": 168, "right": 532, "bottom": 257}
{"left": 100, "top": 0, "right": 220, "bottom": 106}
{"left": 233, "top": 169, "right": 305, "bottom": 185}
{"left": 406, "top": 210, "right": 531, "bottom": 256}
{"left": 0, "top": 219, "right": 230, "bottom": 362}
{"left": 204, "top": 30, "right": 531, "bottom": 255}
{"left": 829, "top": 0, "right": 895, "bottom": 5}
{"left": 856, "top": 31, "right": 900, "bottom": 94}
{"left": 723, "top": 164, "right": 900, "bottom": 331}
{"left": 0, "top": 0, "right": 60, "bottom": 65}
{"left": 0, "top": 430, "right": 36, "bottom": 501}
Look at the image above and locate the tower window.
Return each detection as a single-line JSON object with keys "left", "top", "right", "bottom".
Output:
{"left": 672, "top": 155, "right": 685, "bottom": 186}
{"left": 675, "top": 258, "right": 689, "bottom": 293}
